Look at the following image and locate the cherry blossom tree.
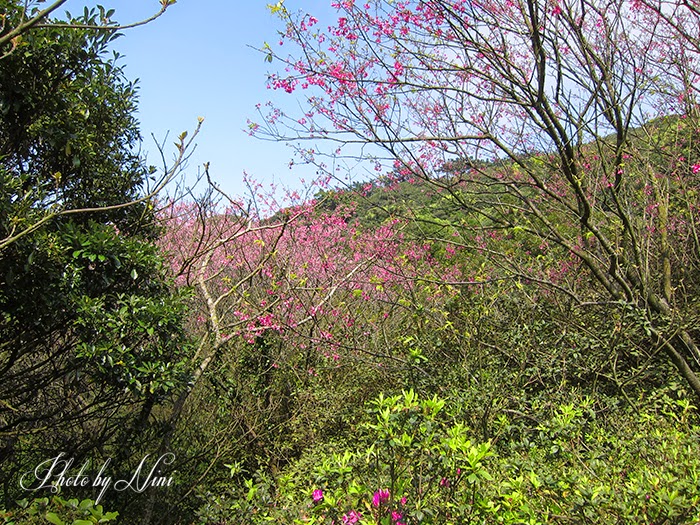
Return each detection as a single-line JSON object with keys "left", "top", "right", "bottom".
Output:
{"left": 253, "top": 0, "right": 700, "bottom": 397}
{"left": 158, "top": 178, "right": 460, "bottom": 424}
{"left": 156, "top": 176, "right": 464, "bottom": 485}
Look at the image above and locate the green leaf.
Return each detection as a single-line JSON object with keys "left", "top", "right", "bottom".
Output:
{"left": 267, "top": 0, "right": 285, "bottom": 14}
{"left": 45, "top": 512, "right": 65, "bottom": 525}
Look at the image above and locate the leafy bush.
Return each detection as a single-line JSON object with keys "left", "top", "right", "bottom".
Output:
{"left": 195, "top": 390, "right": 700, "bottom": 524}
{"left": 0, "top": 496, "right": 117, "bottom": 525}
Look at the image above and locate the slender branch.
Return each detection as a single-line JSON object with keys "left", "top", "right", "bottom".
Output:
{"left": 0, "top": 0, "right": 68, "bottom": 50}
{"left": 0, "top": 119, "right": 202, "bottom": 252}
{"left": 35, "top": 2, "right": 172, "bottom": 31}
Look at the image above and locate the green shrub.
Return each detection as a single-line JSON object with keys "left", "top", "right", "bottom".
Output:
{"left": 195, "top": 390, "right": 700, "bottom": 524}
{"left": 0, "top": 496, "right": 117, "bottom": 525}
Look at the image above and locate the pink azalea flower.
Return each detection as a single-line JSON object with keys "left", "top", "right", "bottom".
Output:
{"left": 372, "top": 488, "right": 390, "bottom": 506}
{"left": 312, "top": 489, "right": 324, "bottom": 503}
{"left": 342, "top": 509, "right": 362, "bottom": 524}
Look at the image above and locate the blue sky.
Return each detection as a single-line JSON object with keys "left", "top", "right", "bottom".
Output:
{"left": 58, "top": 1, "right": 337, "bottom": 200}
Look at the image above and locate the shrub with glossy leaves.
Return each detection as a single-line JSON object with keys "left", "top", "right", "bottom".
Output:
{"left": 196, "top": 390, "right": 700, "bottom": 524}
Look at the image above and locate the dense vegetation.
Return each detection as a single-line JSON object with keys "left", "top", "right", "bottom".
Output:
{"left": 2, "top": 0, "right": 700, "bottom": 524}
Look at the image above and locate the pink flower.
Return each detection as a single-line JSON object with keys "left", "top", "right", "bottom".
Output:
{"left": 392, "top": 510, "right": 403, "bottom": 522}
{"left": 692, "top": 163, "right": 700, "bottom": 174}
{"left": 342, "top": 510, "right": 362, "bottom": 524}
{"left": 312, "top": 489, "right": 324, "bottom": 503}
{"left": 372, "top": 488, "right": 390, "bottom": 507}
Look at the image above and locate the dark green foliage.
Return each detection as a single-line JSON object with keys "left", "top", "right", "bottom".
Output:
{"left": 0, "top": 1, "right": 150, "bottom": 232}
{"left": 0, "top": 1, "right": 192, "bottom": 515}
